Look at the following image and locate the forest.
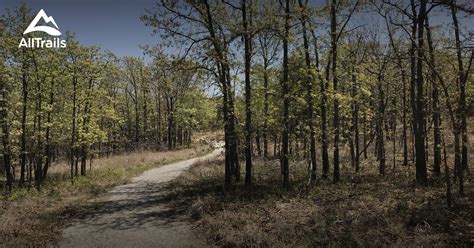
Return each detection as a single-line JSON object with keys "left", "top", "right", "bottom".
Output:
{"left": 0, "top": 0, "right": 473, "bottom": 247}
{"left": 0, "top": 3, "right": 218, "bottom": 190}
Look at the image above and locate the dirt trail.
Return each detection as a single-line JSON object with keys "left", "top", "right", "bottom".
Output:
{"left": 59, "top": 148, "right": 223, "bottom": 248}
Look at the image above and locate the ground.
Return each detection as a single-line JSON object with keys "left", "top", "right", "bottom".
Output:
{"left": 0, "top": 130, "right": 472, "bottom": 247}
{"left": 169, "top": 155, "right": 473, "bottom": 247}
{"left": 0, "top": 144, "right": 212, "bottom": 247}
{"left": 59, "top": 148, "right": 222, "bottom": 248}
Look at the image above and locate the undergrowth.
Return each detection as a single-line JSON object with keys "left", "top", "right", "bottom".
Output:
{"left": 171, "top": 156, "right": 473, "bottom": 247}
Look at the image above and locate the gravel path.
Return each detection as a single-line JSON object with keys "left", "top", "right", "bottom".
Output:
{"left": 59, "top": 148, "right": 223, "bottom": 248}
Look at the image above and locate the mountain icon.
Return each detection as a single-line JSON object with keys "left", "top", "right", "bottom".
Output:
{"left": 23, "top": 9, "right": 61, "bottom": 36}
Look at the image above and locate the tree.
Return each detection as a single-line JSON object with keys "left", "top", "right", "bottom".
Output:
{"left": 150, "top": 53, "right": 199, "bottom": 150}
{"left": 256, "top": 27, "right": 280, "bottom": 159}
{"left": 450, "top": 2, "right": 472, "bottom": 196}
{"left": 242, "top": 0, "right": 253, "bottom": 186}
{"left": 0, "top": 2, "right": 217, "bottom": 191}
{"left": 329, "top": 0, "right": 359, "bottom": 182}
{"left": 298, "top": 0, "right": 317, "bottom": 183}
{"left": 142, "top": 0, "right": 242, "bottom": 188}
{"left": 425, "top": 16, "right": 441, "bottom": 177}
{"left": 280, "top": 0, "right": 291, "bottom": 187}
{"left": 0, "top": 21, "right": 13, "bottom": 191}
{"left": 414, "top": 0, "right": 428, "bottom": 184}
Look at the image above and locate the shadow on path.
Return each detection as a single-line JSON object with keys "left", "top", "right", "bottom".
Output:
{"left": 58, "top": 149, "right": 222, "bottom": 248}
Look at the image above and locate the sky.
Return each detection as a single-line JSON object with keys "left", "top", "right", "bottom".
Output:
{"left": 0, "top": 0, "right": 159, "bottom": 58}
{"left": 1, "top": 0, "right": 472, "bottom": 59}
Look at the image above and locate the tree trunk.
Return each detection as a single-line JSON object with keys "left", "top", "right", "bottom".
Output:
{"left": 442, "top": 134, "right": 452, "bottom": 208}
{"left": 376, "top": 75, "right": 385, "bottom": 176}
{"left": 425, "top": 17, "right": 441, "bottom": 177}
{"left": 34, "top": 68, "right": 43, "bottom": 190}
{"left": 225, "top": 65, "right": 240, "bottom": 182}
{"left": 451, "top": 3, "right": 468, "bottom": 196}
{"left": 351, "top": 72, "right": 360, "bottom": 172}
{"left": 43, "top": 78, "right": 55, "bottom": 181}
{"left": 70, "top": 76, "right": 77, "bottom": 181}
{"left": 385, "top": 15, "right": 408, "bottom": 167}
{"left": 20, "top": 66, "right": 28, "bottom": 186}
{"left": 263, "top": 62, "right": 269, "bottom": 158}
{"left": 281, "top": 0, "right": 290, "bottom": 187}
{"left": 402, "top": 76, "right": 408, "bottom": 167}
{"left": 221, "top": 67, "right": 232, "bottom": 188}
{"left": 155, "top": 91, "right": 162, "bottom": 150}
{"left": 413, "top": 0, "right": 427, "bottom": 184}
{"left": 331, "top": 0, "right": 340, "bottom": 182}
{"left": 363, "top": 112, "right": 367, "bottom": 159}
{"left": 299, "top": 0, "right": 317, "bottom": 182}
{"left": 203, "top": 0, "right": 240, "bottom": 187}
{"left": 242, "top": 0, "right": 253, "bottom": 186}
{"left": 167, "top": 102, "right": 174, "bottom": 150}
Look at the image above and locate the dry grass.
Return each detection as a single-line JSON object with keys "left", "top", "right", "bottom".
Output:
{"left": 0, "top": 144, "right": 212, "bottom": 247}
{"left": 194, "top": 130, "right": 224, "bottom": 142}
{"left": 47, "top": 146, "right": 210, "bottom": 181}
{"left": 171, "top": 152, "right": 473, "bottom": 247}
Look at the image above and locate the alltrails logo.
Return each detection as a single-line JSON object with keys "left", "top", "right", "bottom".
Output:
{"left": 18, "top": 9, "right": 67, "bottom": 48}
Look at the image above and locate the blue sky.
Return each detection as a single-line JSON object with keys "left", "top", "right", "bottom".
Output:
{"left": 1, "top": 0, "right": 158, "bottom": 58}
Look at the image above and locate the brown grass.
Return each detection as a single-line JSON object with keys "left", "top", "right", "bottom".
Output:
{"left": 0, "top": 144, "right": 212, "bottom": 247}
{"left": 46, "top": 146, "right": 210, "bottom": 180}
{"left": 171, "top": 150, "right": 473, "bottom": 247}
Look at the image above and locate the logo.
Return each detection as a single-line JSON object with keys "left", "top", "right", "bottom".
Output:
{"left": 18, "top": 9, "right": 66, "bottom": 48}
{"left": 24, "top": 9, "right": 61, "bottom": 36}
